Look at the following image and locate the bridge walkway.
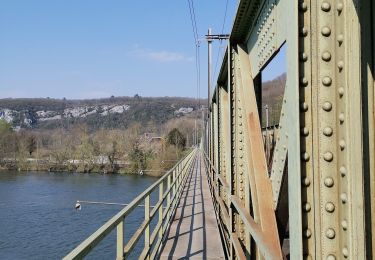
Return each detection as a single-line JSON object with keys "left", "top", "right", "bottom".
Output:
{"left": 158, "top": 151, "right": 225, "bottom": 259}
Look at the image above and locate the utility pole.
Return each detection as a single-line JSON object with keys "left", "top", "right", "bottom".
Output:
{"left": 205, "top": 29, "right": 230, "bottom": 112}
{"left": 205, "top": 29, "right": 230, "bottom": 158}
{"left": 207, "top": 28, "right": 212, "bottom": 113}
{"left": 265, "top": 104, "right": 269, "bottom": 128}
{"left": 265, "top": 104, "right": 269, "bottom": 166}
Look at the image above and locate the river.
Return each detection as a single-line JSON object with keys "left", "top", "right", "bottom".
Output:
{"left": 0, "top": 171, "right": 158, "bottom": 259}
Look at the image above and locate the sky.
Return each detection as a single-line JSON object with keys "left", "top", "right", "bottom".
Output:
{"left": 0, "top": 1, "right": 285, "bottom": 100}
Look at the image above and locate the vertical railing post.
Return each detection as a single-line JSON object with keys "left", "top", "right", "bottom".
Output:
{"left": 173, "top": 169, "right": 176, "bottom": 197}
{"left": 144, "top": 195, "right": 150, "bottom": 259}
{"left": 167, "top": 174, "right": 171, "bottom": 218}
{"left": 116, "top": 220, "right": 124, "bottom": 260}
{"left": 159, "top": 182, "right": 164, "bottom": 240}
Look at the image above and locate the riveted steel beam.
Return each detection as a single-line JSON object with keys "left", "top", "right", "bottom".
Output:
{"left": 233, "top": 43, "right": 283, "bottom": 258}
{"left": 207, "top": 1, "right": 374, "bottom": 259}
{"left": 270, "top": 96, "right": 288, "bottom": 208}
{"left": 361, "top": 0, "right": 375, "bottom": 258}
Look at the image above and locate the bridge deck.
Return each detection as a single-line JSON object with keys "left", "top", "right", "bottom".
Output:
{"left": 159, "top": 152, "right": 225, "bottom": 259}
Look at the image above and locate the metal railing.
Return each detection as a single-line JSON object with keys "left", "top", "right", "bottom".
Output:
{"left": 64, "top": 148, "right": 197, "bottom": 260}
{"left": 202, "top": 151, "right": 282, "bottom": 259}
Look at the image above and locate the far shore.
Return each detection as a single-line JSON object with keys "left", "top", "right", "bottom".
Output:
{"left": 0, "top": 159, "right": 165, "bottom": 177}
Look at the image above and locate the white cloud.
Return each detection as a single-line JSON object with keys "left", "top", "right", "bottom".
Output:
{"left": 130, "top": 47, "right": 194, "bottom": 62}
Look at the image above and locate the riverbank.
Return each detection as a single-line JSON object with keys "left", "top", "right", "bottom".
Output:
{"left": 0, "top": 160, "right": 164, "bottom": 176}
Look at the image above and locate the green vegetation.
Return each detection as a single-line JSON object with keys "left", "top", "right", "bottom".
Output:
{"left": 167, "top": 128, "right": 186, "bottom": 149}
{"left": 261, "top": 73, "right": 286, "bottom": 127}
{"left": 0, "top": 116, "right": 203, "bottom": 176}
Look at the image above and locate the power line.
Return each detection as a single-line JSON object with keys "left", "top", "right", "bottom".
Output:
{"left": 187, "top": 0, "right": 201, "bottom": 144}
{"left": 187, "top": 0, "right": 198, "bottom": 43}
{"left": 187, "top": 0, "right": 201, "bottom": 105}
{"left": 212, "top": 0, "right": 230, "bottom": 87}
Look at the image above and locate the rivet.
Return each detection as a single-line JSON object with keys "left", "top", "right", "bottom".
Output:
{"left": 304, "top": 228, "right": 312, "bottom": 238}
{"left": 300, "top": 77, "right": 309, "bottom": 87}
{"left": 340, "top": 166, "right": 346, "bottom": 177}
{"left": 321, "top": 26, "right": 331, "bottom": 36}
{"left": 339, "top": 113, "right": 345, "bottom": 123}
{"left": 302, "top": 152, "right": 310, "bottom": 161}
{"left": 341, "top": 220, "right": 348, "bottom": 230}
{"left": 326, "top": 228, "right": 336, "bottom": 239}
{"left": 323, "top": 102, "right": 332, "bottom": 111}
{"left": 321, "top": 2, "right": 331, "bottom": 11}
{"left": 322, "top": 76, "right": 332, "bottom": 86}
{"left": 301, "top": 127, "right": 309, "bottom": 136}
{"left": 340, "top": 193, "right": 347, "bottom": 203}
{"left": 323, "top": 127, "right": 333, "bottom": 136}
{"left": 339, "top": 140, "right": 346, "bottom": 150}
{"left": 325, "top": 202, "right": 335, "bottom": 212}
{"left": 301, "top": 27, "right": 308, "bottom": 37}
{"left": 324, "top": 152, "right": 333, "bottom": 162}
{"left": 342, "top": 247, "right": 349, "bottom": 257}
{"left": 300, "top": 2, "right": 308, "bottom": 12}
{"left": 337, "top": 2, "right": 344, "bottom": 12}
{"left": 303, "top": 177, "right": 311, "bottom": 187}
{"left": 322, "top": 51, "right": 332, "bottom": 61}
{"left": 304, "top": 202, "right": 311, "bottom": 212}
{"left": 337, "top": 34, "right": 344, "bottom": 45}
{"left": 337, "top": 60, "right": 344, "bottom": 70}
{"left": 324, "top": 177, "right": 334, "bottom": 187}
{"left": 300, "top": 52, "right": 308, "bottom": 62}
{"left": 300, "top": 102, "right": 309, "bottom": 111}
{"left": 338, "top": 87, "right": 344, "bottom": 97}
{"left": 327, "top": 255, "right": 336, "bottom": 260}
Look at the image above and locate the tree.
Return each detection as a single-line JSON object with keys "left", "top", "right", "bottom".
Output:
{"left": 166, "top": 128, "right": 186, "bottom": 149}
{"left": 129, "top": 141, "right": 146, "bottom": 173}
{"left": 0, "top": 119, "right": 12, "bottom": 133}
{"left": 0, "top": 120, "right": 14, "bottom": 159}
{"left": 26, "top": 135, "right": 37, "bottom": 156}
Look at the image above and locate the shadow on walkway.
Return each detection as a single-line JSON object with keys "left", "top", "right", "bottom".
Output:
{"left": 158, "top": 152, "right": 224, "bottom": 260}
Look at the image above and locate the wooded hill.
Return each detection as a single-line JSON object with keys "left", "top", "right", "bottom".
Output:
{"left": 0, "top": 96, "right": 206, "bottom": 131}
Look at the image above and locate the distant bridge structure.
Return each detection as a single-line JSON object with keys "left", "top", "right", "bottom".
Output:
{"left": 65, "top": 0, "right": 374, "bottom": 259}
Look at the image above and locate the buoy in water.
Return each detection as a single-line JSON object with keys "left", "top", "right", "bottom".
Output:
{"left": 75, "top": 202, "right": 81, "bottom": 210}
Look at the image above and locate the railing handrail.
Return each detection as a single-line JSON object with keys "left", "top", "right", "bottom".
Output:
{"left": 202, "top": 150, "right": 282, "bottom": 260}
{"left": 64, "top": 148, "right": 197, "bottom": 260}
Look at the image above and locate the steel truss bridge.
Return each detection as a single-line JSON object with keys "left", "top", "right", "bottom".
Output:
{"left": 65, "top": 0, "right": 374, "bottom": 259}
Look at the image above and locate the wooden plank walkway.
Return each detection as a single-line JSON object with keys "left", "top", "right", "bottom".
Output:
{"left": 158, "top": 152, "right": 225, "bottom": 259}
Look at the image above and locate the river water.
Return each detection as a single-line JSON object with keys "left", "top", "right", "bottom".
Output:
{"left": 0, "top": 171, "right": 157, "bottom": 259}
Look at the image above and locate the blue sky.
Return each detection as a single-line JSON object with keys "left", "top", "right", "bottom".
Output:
{"left": 0, "top": 0, "right": 239, "bottom": 99}
{"left": 0, "top": 1, "right": 285, "bottom": 100}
